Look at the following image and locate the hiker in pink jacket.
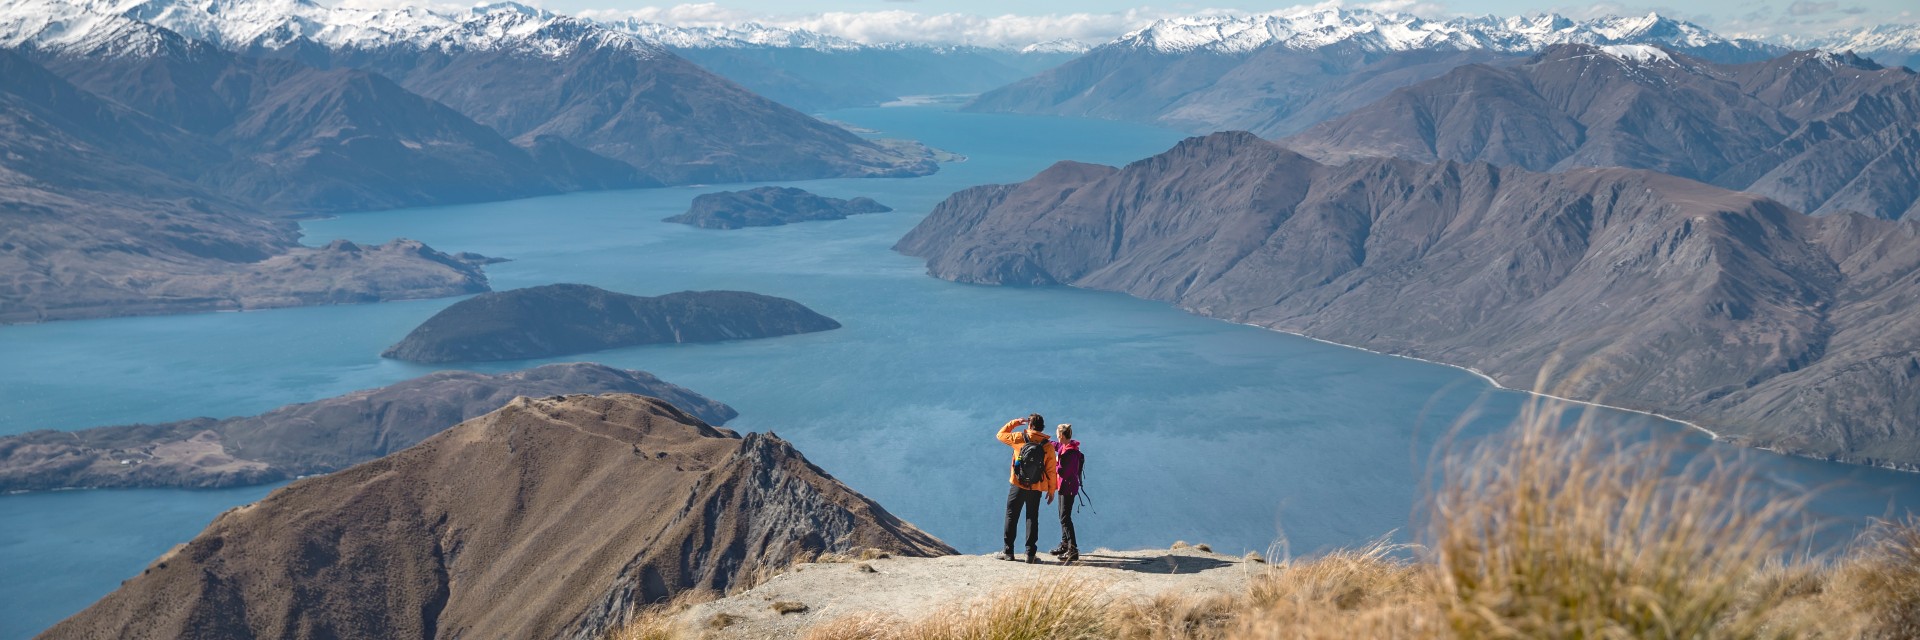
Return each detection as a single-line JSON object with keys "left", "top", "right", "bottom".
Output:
{"left": 1050, "top": 423, "right": 1084, "bottom": 562}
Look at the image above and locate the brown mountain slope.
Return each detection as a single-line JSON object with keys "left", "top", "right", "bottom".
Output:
{"left": 0, "top": 49, "right": 490, "bottom": 324}
{"left": 40, "top": 393, "right": 954, "bottom": 640}
{"left": 0, "top": 363, "right": 734, "bottom": 491}
{"left": 34, "top": 41, "right": 647, "bottom": 214}
{"left": 898, "top": 131, "right": 1920, "bottom": 468}
{"left": 327, "top": 41, "right": 939, "bottom": 185}
{"left": 1285, "top": 45, "right": 1920, "bottom": 219}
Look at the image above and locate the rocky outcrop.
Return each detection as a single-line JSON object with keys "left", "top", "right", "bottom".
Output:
{"left": 1284, "top": 46, "right": 1920, "bottom": 219}
{"left": 0, "top": 363, "right": 733, "bottom": 491}
{"left": 39, "top": 393, "right": 954, "bottom": 640}
{"left": 382, "top": 285, "right": 842, "bottom": 363}
{"left": 664, "top": 186, "right": 892, "bottom": 229}
{"left": 898, "top": 131, "right": 1920, "bottom": 468}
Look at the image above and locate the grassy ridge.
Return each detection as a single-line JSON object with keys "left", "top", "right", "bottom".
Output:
{"left": 617, "top": 394, "right": 1920, "bottom": 639}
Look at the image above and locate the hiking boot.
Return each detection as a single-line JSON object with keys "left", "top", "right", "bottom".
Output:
{"left": 1027, "top": 552, "right": 1040, "bottom": 564}
{"left": 997, "top": 549, "right": 1015, "bottom": 561}
{"left": 1048, "top": 544, "right": 1068, "bottom": 556}
{"left": 1062, "top": 548, "right": 1079, "bottom": 563}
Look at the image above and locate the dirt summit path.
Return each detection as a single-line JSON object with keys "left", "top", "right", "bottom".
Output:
{"left": 676, "top": 548, "right": 1256, "bottom": 637}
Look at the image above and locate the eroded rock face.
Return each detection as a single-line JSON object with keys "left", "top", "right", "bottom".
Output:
{"left": 382, "top": 285, "right": 842, "bottom": 364}
{"left": 899, "top": 131, "right": 1920, "bottom": 468}
{"left": 40, "top": 394, "right": 954, "bottom": 640}
{"left": 665, "top": 186, "right": 892, "bottom": 229}
{"left": 0, "top": 363, "right": 735, "bottom": 491}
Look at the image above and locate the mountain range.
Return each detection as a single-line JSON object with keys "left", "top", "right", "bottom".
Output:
{"left": 1284, "top": 45, "right": 1920, "bottom": 220}
{"left": 962, "top": 9, "right": 1920, "bottom": 139}
{"left": 40, "top": 393, "right": 955, "bottom": 639}
{"left": 1, "top": 0, "right": 942, "bottom": 196}
{"left": 0, "top": 0, "right": 952, "bottom": 322}
{"left": 899, "top": 132, "right": 1920, "bottom": 469}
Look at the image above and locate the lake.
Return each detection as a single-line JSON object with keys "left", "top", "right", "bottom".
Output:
{"left": 3, "top": 105, "right": 1916, "bottom": 639}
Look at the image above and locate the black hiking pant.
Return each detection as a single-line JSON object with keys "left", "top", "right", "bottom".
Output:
{"left": 1058, "top": 493, "right": 1078, "bottom": 552}
{"left": 1003, "top": 486, "right": 1042, "bottom": 553}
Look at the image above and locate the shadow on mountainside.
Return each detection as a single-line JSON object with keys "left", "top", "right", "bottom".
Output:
{"left": 1072, "top": 553, "right": 1235, "bottom": 574}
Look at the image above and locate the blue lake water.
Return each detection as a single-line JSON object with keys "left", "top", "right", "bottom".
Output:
{"left": 3, "top": 106, "right": 1919, "bottom": 638}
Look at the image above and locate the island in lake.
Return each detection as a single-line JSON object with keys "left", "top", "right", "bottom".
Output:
{"left": 382, "top": 284, "right": 842, "bottom": 363}
{"left": 664, "top": 186, "right": 892, "bottom": 229}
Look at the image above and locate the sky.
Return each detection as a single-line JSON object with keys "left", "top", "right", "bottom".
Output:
{"left": 345, "top": 0, "right": 1919, "bottom": 47}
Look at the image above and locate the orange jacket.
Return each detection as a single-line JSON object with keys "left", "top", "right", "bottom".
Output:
{"left": 997, "top": 419, "right": 1058, "bottom": 496}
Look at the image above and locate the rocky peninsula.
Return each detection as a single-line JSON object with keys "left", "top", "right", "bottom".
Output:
{"left": 0, "top": 363, "right": 731, "bottom": 492}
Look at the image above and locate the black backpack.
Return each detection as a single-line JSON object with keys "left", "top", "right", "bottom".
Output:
{"left": 1014, "top": 436, "right": 1048, "bottom": 486}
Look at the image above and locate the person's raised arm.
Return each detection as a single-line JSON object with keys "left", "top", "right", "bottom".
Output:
{"left": 996, "top": 418, "right": 1024, "bottom": 446}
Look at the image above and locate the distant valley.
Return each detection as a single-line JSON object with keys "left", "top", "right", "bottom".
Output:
{"left": 611, "top": 20, "right": 1080, "bottom": 112}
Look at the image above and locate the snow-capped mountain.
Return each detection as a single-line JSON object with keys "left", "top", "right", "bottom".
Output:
{"left": 0, "top": 0, "right": 664, "bottom": 58}
{"left": 601, "top": 18, "right": 865, "bottom": 51}
{"left": 1788, "top": 24, "right": 1920, "bottom": 53}
{"left": 1020, "top": 38, "right": 1095, "bottom": 55}
{"left": 1785, "top": 24, "right": 1920, "bottom": 68}
{"left": 0, "top": 0, "right": 189, "bottom": 57}
{"left": 1113, "top": 9, "right": 1766, "bottom": 55}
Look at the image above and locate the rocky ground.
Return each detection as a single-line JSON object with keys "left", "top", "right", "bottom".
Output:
{"left": 674, "top": 548, "right": 1255, "bottom": 638}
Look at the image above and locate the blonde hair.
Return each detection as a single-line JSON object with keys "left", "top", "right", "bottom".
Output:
{"left": 1059, "top": 424, "right": 1073, "bottom": 441}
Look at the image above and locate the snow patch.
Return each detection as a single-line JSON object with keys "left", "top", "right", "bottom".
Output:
{"left": 1600, "top": 43, "right": 1672, "bottom": 63}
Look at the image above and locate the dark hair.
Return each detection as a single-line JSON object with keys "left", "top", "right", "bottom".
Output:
{"left": 1059, "top": 424, "right": 1073, "bottom": 442}
{"left": 1028, "top": 413, "right": 1045, "bottom": 431}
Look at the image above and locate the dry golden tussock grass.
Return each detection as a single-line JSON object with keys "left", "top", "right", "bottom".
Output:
{"left": 614, "top": 386, "right": 1920, "bottom": 640}
{"left": 608, "top": 589, "right": 716, "bottom": 640}
{"left": 803, "top": 579, "right": 1112, "bottom": 640}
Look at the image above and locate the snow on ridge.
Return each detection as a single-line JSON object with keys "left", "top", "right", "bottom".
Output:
{"left": 603, "top": 19, "right": 864, "bottom": 51}
{"left": 1599, "top": 43, "right": 1674, "bottom": 63}
{"left": 1, "top": 0, "right": 666, "bottom": 58}
{"left": 1784, "top": 24, "right": 1920, "bottom": 57}
{"left": 0, "top": 0, "right": 189, "bottom": 57}
{"left": 1112, "top": 8, "right": 1761, "bottom": 55}
{"left": 1021, "top": 38, "right": 1092, "bottom": 55}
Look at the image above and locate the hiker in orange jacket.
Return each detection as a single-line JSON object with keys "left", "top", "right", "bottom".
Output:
{"left": 997, "top": 413, "right": 1058, "bottom": 563}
